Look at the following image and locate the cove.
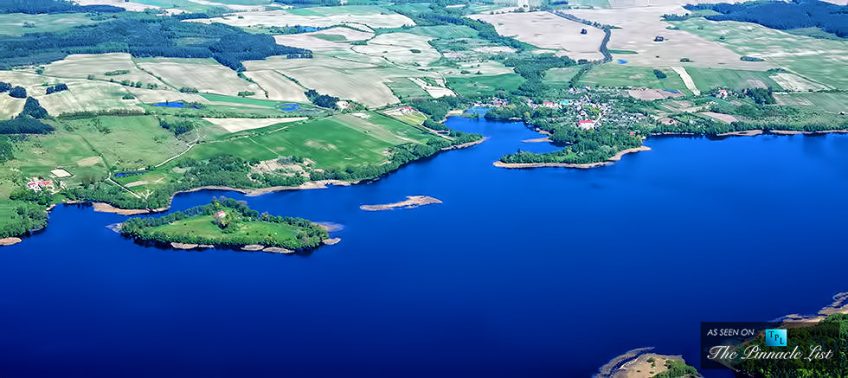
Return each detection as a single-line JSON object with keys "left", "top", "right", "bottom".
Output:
{"left": 2, "top": 115, "right": 848, "bottom": 377}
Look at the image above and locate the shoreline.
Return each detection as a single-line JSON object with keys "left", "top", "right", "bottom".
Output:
{"left": 493, "top": 146, "right": 651, "bottom": 170}
{"left": 86, "top": 135, "right": 487, "bottom": 216}
{"left": 0, "top": 237, "right": 23, "bottom": 247}
{"left": 6, "top": 134, "right": 488, "bottom": 245}
{"left": 440, "top": 137, "right": 487, "bottom": 151}
{"left": 360, "top": 195, "right": 443, "bottom": 211}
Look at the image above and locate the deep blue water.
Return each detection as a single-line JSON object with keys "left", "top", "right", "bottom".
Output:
{"left": 152, "top": 101, "right": 186, "bottom": 108}
{"left": 2, "top": 115, "right": 848, "bottom": 377}
{"left": 280, "top": 103, "right": 301, "bottom": 112}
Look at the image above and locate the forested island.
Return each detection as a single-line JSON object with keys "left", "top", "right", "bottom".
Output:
{"left": 119, "top": 198, "right": 329, "bottom": 252}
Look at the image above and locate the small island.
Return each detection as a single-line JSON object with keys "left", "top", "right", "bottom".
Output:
{"left": 119, "top": 198, "right": 329, "bottom": 253}
{"left": 360, "top": 196, "right": 442, "bottom": 211}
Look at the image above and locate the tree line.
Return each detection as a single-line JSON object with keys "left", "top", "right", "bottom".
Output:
{"left": 0, "top": 14, "right": 312, "bottom": 71}
{"left": 0, "top": 97, "right": 53, "bottom": 135}
{"left": 120, "top": 197, "right": 328, "bottom": 250}
{"left": 0, "top": 0, "right": 123, "bottom": 15}
{"left": 686, "top": 0, "right": 848, "bottom": 38}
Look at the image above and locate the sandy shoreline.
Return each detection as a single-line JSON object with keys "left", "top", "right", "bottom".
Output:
{"left": 522, "top": 137, "right": 552, "bottom": 143}
{"left": 494, "top": 146, "right": 651, "bottom": 170}
{"left": 360, "top": 195, "right": 442, "bottom": 211}
{"left": 716, "top": 130, "right": 763, "bottom": 137}
{"left": 440, "top": 137, "right": 487, "bottom": 151}
{"left": 0, "top": 237, "right": 23, "bottom": 247}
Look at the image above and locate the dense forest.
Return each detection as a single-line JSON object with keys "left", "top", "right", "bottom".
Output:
{"left": 120, "top": 197, "right": 328, "bottom": 250}
{"left": 305, "top": 89, "right": 340, "bottom": 109}
{"left": 0, "top": 15, "right": 312, "bottom": 71}
{"left": 391, "top": 4, "right": 526, "bottom": 50}
{"left": 0, "top": 202, "right": 49, "bottom": 239}
{"left": 0, "top": 98, "right": 53, "bottom": 134}
{"left": 502, "top": 54, "right": 576, "bottom": 96}
{"left": 0, "top": 0, "right": 123, "bottom": 15}
{"left": 499, "top": 126, "right": 643, "bottom": 165}
{"left": 686, "top": 0, "right": 848, "bottom": 37}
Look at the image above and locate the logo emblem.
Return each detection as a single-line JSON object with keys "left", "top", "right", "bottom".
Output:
{"left": 765, "top": 328, "right": 787, "bottom": 347}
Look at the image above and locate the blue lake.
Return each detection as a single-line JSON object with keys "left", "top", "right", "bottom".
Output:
{"left": 152, "top": 101, "right": 186, "bottom": 108}
{"left": 2, "top": 115, "right": 848, "bottom": 377}
{"left": 280, "top": 103, "right": 301, "bottom": 112}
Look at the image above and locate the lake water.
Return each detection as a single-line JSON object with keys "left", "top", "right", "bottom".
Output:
{"left": 2, "top": 115, "right": 848, "bottom": 377}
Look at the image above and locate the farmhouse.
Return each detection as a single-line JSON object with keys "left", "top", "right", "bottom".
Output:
{"left": 26, "top": 178, "right": 55, "bottom": 192}
{"left": 577, "top": 119, "right": 596, "bottom": 130}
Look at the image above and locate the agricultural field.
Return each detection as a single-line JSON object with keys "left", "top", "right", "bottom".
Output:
{"left": 136, "top": 58, "right": 263, "bottom": 98}
{"left": 353, "top": 33, "right": 441, "bottom": 67}
{"left": 685, "top": 67, "right": 783, "bottom": 91}
{"left": 244, "top": 51, "right": 439, "bottom": 108}
{"left": 5, "top": 130, "right": 109, "bottom": 185}
{"left": 192, "top": 6, "right": 414, "bottom": 30}
{"left": 470, "top": 11, "right": 605, "bottom": 61}
{"left": 567, "top": 6, "right": 771, "bottom": 69}
{"left": 386, "top": 78, "right": 430, "bottom": 100}
{"left": 43, "top": 54, "right": 168, "bottom": 88}
{"left": 35, "top": 80, "right": 141, "bottom": 115}
{"left": 447, "top": 74, "right": 525, "bottom": 97}
{"left": 0, "top": 96, "right": 25, "bottom": 120}
{"left": 578, "top": 64, "right": 691, "bottom": 94}
{"left": 775, "top": 92, "right": 848, "bottom": 114}
{"left": 382, "top": 107, "right": 428, "bottom": 126}
{"left": 543, "top": 66, "right": 584, "bottom": 87}
{"left": 241, "top": 70, "right": 309, "bottom": 102}
{"left": 59, "top": 116, "right": 189, "bottom": 171}
{"left": 672, "top": 18, "right": 848, "bottom": 90}
{"left": 0, "top": 13, "right": 96, "bottom": 36}
{"left": 273, "top": 27, "right": 374, "bottom": 51}
{"left": 204, "top": 117, "right": 307, "bottom": 134}
{"left": 116, "top": 111, "right": 439, "bottom": 194}
{"left": 72, "top": 0, "right": 159, "bottom": 12}
{"left": 393, "top": 25, "right": 479, "bottom": 39}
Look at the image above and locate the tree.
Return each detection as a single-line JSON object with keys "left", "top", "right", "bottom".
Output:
{"left": 20, "top": 97, "right": 48, "bottom": 119}
{"left": 8, "top": 86, "right": 26, "bottom": 98}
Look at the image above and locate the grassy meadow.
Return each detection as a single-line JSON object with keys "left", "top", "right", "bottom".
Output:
{"left": 673, "top": 18, "right": 848, "bottom": 90}
{"left": 0, "top": 13, "right": 96, "bottom": 36}
{"left": 447, "top": 74, "right": 525, "bottom": 97}
{"left": 685, "top": 67, "right": 783, "bottom": 91}
{"left": 578, "top": 64, "right": 691, "bottom": 94}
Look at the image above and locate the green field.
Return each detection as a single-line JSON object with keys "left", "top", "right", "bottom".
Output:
{"left": 398, "top": 25, "right": 479, "bottom": 39}
{"left": 579, "top": 64, "right": 691, "bottom": 94}
{"left": 0, "top": 14, "right": 95, "bottom": 36}
{"left": 386, "top": 78, "right": 429, "bottom": 99}
{"left": 60, "top": 116, "right": 188, "bottom": 171}
{"left": 686, "top": 67, "right": 783, "bottom": 91}
{"left": 6, "top": 129, "right": 108, "bottom": 185}
{"left": 447, "top": 74, "right": 525, "bottom": 97}
{"left": 147, "top": 214, "right": 300, "bottom": 244}
{"left": 132, "top": 0, "right": 220, "bottom": 12}
{"left": 287, "top": 5, "right": 391, "bottom": 16}
{"left": 673, "top": 18, "right": 848, "bottom": 90}
{"left": 116, "top": 112, "right": 438, "bottom": 192}
{"left": 544, "top": 66, "right": 584, "bottom": 87}
{"left": 775, "top": 92, "right": 848, "bottom": 113}
{"left": 121, "top": 199, "right": 327, "bottom": 250}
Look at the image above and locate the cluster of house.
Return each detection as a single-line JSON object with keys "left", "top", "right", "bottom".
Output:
{"left": 26, "top": 177, "right": 56, "bottom": 192}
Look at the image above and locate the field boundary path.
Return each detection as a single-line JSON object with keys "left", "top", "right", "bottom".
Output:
{"left": 672, "top": 66, "right": 700, "bottom": 95}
